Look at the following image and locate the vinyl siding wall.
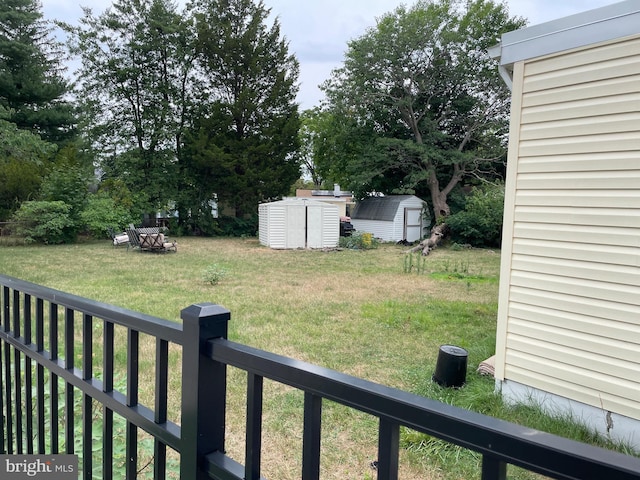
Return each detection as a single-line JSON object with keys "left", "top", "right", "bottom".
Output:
{"left": 496, "top": 35, "right": 640, "bottom": 420}
{"left": 350, "top": 219, "right": 394, "bottom": 241}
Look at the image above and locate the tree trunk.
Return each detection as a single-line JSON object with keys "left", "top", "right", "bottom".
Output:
{"left": 406, "top": 223, "right": 448, "bottom": 256}
{"left": 427, "top": 168, "right": 452, "bottom": 221}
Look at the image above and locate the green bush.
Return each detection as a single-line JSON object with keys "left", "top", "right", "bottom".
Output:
{"left": 11, "top": 201, "right": 76, "bottom": 244}
{"left": 339, "top": 231, "right": 379, "bottom": 249}
{"left": 217, "top": 215, "right": 258, "bottom": 237}
{"left": 80, "top": 193, "right": 136, "bottom": 238}
{"left": 39, "top": 163, "right": 91, "bottom": 222}
{"left": 447, "top": 182, "right": 504, "bottom": 247}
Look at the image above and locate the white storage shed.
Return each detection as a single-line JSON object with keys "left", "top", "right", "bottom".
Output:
{"left": 350, "top": 195, "right": 426, "bottom": 242}
{"left": 258, "top": 198, "right": 339, "bottom": 249}
{"left": 490, "top": 0, "right": 640, "bottom": 449}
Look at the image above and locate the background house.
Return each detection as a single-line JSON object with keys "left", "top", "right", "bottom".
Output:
{"left": 490, "top": 0, "right": 640, "bottom": 448}
{"left": 295, "top": 184, "right": 355, "bottom": 218}
{"left": 350, "top": 195, "right": 427, "bottom": 242}
{"left": 258, "top": 198, "right": 339, "bottom": 249}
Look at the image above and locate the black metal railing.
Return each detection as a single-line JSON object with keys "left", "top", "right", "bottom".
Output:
{"left": 1, "top": 274, "right": 640, "bottom": 480}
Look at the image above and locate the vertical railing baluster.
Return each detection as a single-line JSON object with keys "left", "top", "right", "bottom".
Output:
{"left": 25, "top": 358, "right": 33, "bottom": 453}
{"left": 65, "top": 308, "right": 74, "bottom": 454}
{"left": 36, "top": 298, "right": 45, "bottom": 453}
{"left": 4, "top": 288, "right": 13, "bottom": 454}
{"left": 377, "top": 418, "right": 399, "bottom": 480}
{"left": 127, "top": 331, "right": 139, "bottom": 407}
{"left": 180, "top": 303, "right": 230, "bottom": 480}
{"left": 13, "top": 290, "right": 23, "bottom": 454}
{"left": 0, "top": 337, "right": 3, "bottom": 455}
{"left": 0, "top": 286, "right": 8, "bottom": 454}
{"left": 23, "top": 293, "right": 32, "bottom": 342}
{"left": 82, "top": 313, "right": 93, "bottom": 480}
{"left": 154, "top": 337, "right": 168, "bottom": 480}
{"left": 50, "top": 303, "right": 59, "bottom": 454}
{"left": 155, "top": 338, "right": 168, "bottom": 424}
{"left": 12, "top": 289, "right": 19, "bottom": 335}
{"left": 103, "top": 408, "right": 113, "bottom": 480}
{"left": 64, "top": 308, "right": 74, "bottom": 365}
{"left": 481, "top": 454, "right": 507, "bottom": 480}
{"left": 24, "top": 294, "right": 33, "bottom": 454}
{"left": 103, "top": 320, "right": 114, "bottom": 480}
{"left": 1, "top": 286, "right": 7, "bottom": 324}
{"left": 302, "top": 392, "right": 322, "bottom": 480}
{"left": 154, "top": 440, "right": 167, "bottom": 480}
{"left": 126, "top": 329, "right": 139, "bottom": 480}
{"left": 245, "top": 372, "right": 263, "bottom": 480}
{"left": 126, "top": 422, "right": 137, "bottom": 480}
{"left": 13, "top": 349, "right": 22, "bottom": 454}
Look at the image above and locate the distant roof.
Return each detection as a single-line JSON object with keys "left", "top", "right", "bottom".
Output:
{"left": 351, "top": 195, "right": 421, "bottom": 221}
{"left": 490, "top": 1, "right": 640, "bottom": 67}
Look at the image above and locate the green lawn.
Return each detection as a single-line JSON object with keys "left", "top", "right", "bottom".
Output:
{"left": 0, "top": 237, "right": 629, "bottom": 479}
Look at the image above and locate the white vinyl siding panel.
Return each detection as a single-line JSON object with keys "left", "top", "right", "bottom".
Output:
{"left": 350, "top": 219, "right": 394, "bottom": 241}
{"left": 497, "top": 35, "right": 640, "bottom": 420}
{"left": 259, "top": 200, "right": 338, "bottom": 249}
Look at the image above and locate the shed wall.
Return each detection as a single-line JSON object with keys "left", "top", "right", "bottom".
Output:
{"left": 350, "top": 219, "right": 394, "bottom": 241}
{"left": 496, "top": 35, "right": 640, "bottom": 421}
{"left": 259, "top": 201, "right": 339, "bottom": 249}
{"left": 351, "top": 196, "right": 425, "bottom": 242}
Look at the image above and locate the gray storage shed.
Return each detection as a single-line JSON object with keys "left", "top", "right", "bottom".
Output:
{"left": 490, "top": 0, "right": 640, "bottom": 449}
{"left": 350, "top": 195, "right": 426, "bottom": 242}
{"left": 258, "top": 198, "right": 339, "bottom": 249}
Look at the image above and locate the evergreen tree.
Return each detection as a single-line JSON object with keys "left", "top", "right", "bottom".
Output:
{"left": 0, "top": 0, "right": 75, "bottom": 143}
{"left": 185, "top": 0, "right": 301, "bottom": 218}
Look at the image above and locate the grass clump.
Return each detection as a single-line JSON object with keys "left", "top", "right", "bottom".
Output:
{"left": 201, "top": 263, "right": 227, "bottom": 285}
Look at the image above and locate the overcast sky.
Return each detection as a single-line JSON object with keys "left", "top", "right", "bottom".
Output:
{"left": 41, "top": 0, "right": 619, "bottom": 109}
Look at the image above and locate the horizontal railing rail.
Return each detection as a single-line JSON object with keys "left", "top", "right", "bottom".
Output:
{"left": 0, "top": 275, "right": 183, "bottom": 343}
{"left": 204, "top": 338, "right": 640, "bottom": 480}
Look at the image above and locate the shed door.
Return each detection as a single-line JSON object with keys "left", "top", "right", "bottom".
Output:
{"left": 404, "top": 208, "right": 422, "bottom": 242}
{"left": 286, "top": 204, "right": 306, "bottom": 248}
{"left": 306, "top": 205, "right": 322, "bottom": 248}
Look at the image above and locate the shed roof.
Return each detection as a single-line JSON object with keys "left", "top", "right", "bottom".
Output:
{"left": 351, "top": 195, "right": 420, "bottom": 221}
{"left": 261, "top": 198, "right": 332, "bottom": 208}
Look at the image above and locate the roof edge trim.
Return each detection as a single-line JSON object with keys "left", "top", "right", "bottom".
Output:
{"left": 493, "top": 1, "right": 640, "bottom": 66}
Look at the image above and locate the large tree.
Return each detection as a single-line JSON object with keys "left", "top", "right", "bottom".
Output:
{"left": 0, "top": 106, "right": 56, "bottom": 220}
{"left": 65, "top": 0, "right": 196, "bottom": 217}
{"left": 184, "top": 0, "right": 301, "bottom": 218}
{"left": 0, "top": 0, "right": 75, "bottom": 144}
{"left": 322, "top": 0, "right": 524, "bottom": 221}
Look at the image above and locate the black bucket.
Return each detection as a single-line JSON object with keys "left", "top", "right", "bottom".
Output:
{"left": 432, "top": 345, "right": 468, "bottom": 388}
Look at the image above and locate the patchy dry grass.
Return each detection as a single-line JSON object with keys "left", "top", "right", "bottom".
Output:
{"left": 0, "top": 238, "right": 534, "bottom": 479}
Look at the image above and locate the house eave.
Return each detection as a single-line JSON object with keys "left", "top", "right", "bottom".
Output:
{"left": 490, "top": 0, "right": 640, "bottom": 85}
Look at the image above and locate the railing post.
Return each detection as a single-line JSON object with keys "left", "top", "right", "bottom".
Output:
{"left": 180, "top": 303, "right": 231, "bottom": 480}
